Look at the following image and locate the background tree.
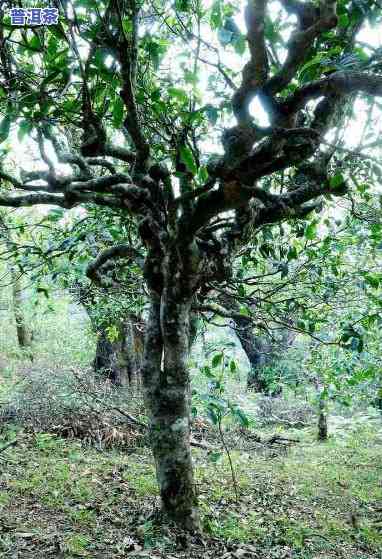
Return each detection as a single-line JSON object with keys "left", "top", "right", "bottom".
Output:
{"left": 0, "top": 213, "right": 32, "bottom": 350}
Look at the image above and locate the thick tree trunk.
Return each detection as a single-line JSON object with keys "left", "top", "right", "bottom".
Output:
{"left": 93, "top": 316, "right": 144, "bottom": 386}
{"left": 232, "top": 310, "right": 296, "bottom": 393}
{"left": 11, "top": 270, "right": 32, "bottom": 349}
{"left": 235, "top": 321, "right": 269, "bottom": 392}
{"left": 142, "top": 294, "right": 199, "bottom": 531}
{"left": 221, "top": 295, "right": 270, "bottom": 392}
{"left": 93, "top": 328, "right": 127, "bottom": 385}
{"left": 219, "top": 294, "right": 273, "bottom": 392}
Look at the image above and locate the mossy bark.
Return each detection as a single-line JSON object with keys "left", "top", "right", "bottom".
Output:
{"left": 11, "top": 270, "right": 32, "bottom": 349}
{"left": 236, "top": 324, "right": 269, "bottom": 392}
{"left": 142, "top": 292, "right": 199, "bottom": 531}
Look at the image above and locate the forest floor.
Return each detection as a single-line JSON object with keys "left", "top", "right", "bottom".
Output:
{"left": 1, "top": 412, "right": 382, "bottom": 559}
{"left": 1, "top": 296, "right": 381, "bottom": 557}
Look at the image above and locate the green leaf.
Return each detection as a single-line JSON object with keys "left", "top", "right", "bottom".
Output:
{"left": 179, "top": 145, "right": 197, "bottom": 175}
{"left": 233, "top": 35, "right": 246, "bottom": 55}
{"left": 238, "top": 284, "right": 246, "bottom": 297}
{"left": 122, "top": 18, "right": 133, "bottom": 36}
{"left": 208, "top": 396, "right": 228, "bottom": 411}
{"left": 168, "top": 87, "right": 188, "bottom": 104}
{"left": 204, "top": 105, "right": 219, "bottom": 125}
{"left": 364, "top": 273, "right": 380, "bottom": 289}
{"left": 239, "top": 306, "right": 250, "bottom": 316}
{"left": 210, "top": 0, "right": 223, "bottom": 28}
{"left": 17, "top": 120, "right": 31, "bottom": 142}
{"left": 208, "top": 451, "right": 223, "bottom": 463}
{"left": 28, "top": 35, "right": 42, "bottom": 51}
{"left": 297, "top": 320, "right": 306, "bottom": 331}
{"left": 233, "top": 407, "right": 249, "bottom": 428}
{"left": 206, "top": 407, "right": 219, "bottom": 425}
{"left": 287, "top": 246, "right": 298, "bottom": 260}
{"left": 47, "top": 208, "right": 64, "bottom": 222}
{"left": 350, "top": 336, "right": 364, "bottom": 353}
{"left": 197, "top": 166, "right": 209, "bottom": 184}
{"left": 144, "top": 38, "right": 169, "bottom": 70}
{"left": 338, "top": 14, "right": 349, "bottom": 28}
{"left": 150, "top": 88, "right": 161, "bottom": 102}
{"left": 218, "top": 28, "right": 233, "bottom": 46}
{"left": 202, "top": 366, "right": 214, "bottom": 378}
{"left": 330, "top": 173, "right": 345, "bottom": 188}
{"left": 299, "top": 53, "right": 327, "bottom": 82}
{"left": 305, "top": 221, "right": 317, "bottom": 240}
{"left": 212, "top": 353, "right": 223, "bottom": 368}
{"left": 175, "top": 0, "right": 190, "bottom": 11}
{"left": 106, "top": 324, "right": 120, "bottom": 343}
{"left": 0, "top": 116, "right": 11, "bottom": 143}
{"left": 112, "top": 97, "right": 124, "bottom": 128}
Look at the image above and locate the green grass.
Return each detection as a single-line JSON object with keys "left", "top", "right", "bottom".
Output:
{"left": 0, "top": 420, "right": 381, "bottom": 558}
{"left": 199, "top": 422, "right": 382, "bottom": 557}
{"left": 1, "top": 292, "right": 382, "bottom": 557}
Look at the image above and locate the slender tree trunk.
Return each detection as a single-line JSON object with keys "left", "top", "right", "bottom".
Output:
{"left": 0, "top": 218, "right": 32, "bottom": 350}
{"left": 221, "top": 295, "right": 282, "bottom": 392}
{"left": 142, "top": 293, "right": 199, "bottom": 531}
{"left": 317, "top": 384, "right": 328, "bottom": 441}
{"left": 373, "top": 386, "right": 382, "bottom": 413}
{"left": 78, "top": 278, "right": 144, "bottom": 387}
{"left": 11, "top": 269, "right": 32, "bottom": 349}
{"left": 317, "top": 397, "right": 328, "bottom": 441}
{"left": 123, "top": 315, "right": 144, "bottom": 389}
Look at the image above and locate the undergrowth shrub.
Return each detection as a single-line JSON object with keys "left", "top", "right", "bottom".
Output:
{"left": 0, "top": 365, "right": 147, "bottom": 449}
{"left": 255, "top": 396, "right": 314, "bottom": 428}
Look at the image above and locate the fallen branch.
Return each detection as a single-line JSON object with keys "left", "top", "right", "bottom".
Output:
{"left": 238, "top": 433, "right": 300, "bottom": 451}
{"left": 266, "top": 434, "right": 300, "bottom": 445}
{"left": 268, "top": 413, "right": 307, "bottom": 428}
{"left": 191, "top": 438, "right": 215, "bottom": 450}
{"left": 70, "top": 370, "right": 215, "bottom": 450}
{"left": 111, "top": 405, "right": 147, "bottom": 428}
